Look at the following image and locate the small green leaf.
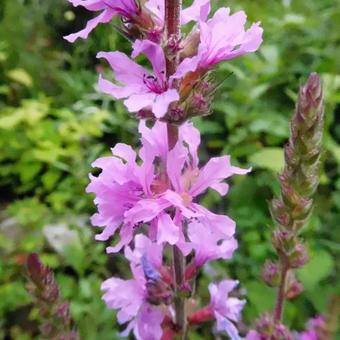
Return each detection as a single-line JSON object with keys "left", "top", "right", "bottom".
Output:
{"left": 7, "top": 68, "right": 33, "bottom": 87}
{"left": 249, "top": 147, "right": 284, "bottom": 173}
{"left": 298, "top": 250, "right": 334, "bottom": 291}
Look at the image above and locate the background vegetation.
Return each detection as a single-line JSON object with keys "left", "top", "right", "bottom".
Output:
{"left": 0, "top": 0, "right": 339, "bottom": 338}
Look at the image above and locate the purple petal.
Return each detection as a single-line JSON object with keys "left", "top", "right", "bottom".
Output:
{"left": 152, "top": 89, "right": 179, "bottom": 118}
{"left": 64, "top": 9, "right": 115, "bottom": 42}
{"left": 132, "top": 40, "right": 166, "bottom": 81}
{"left": 171, "top": 55, "right": 200, "bottom": 79}
{"left": 190, "top": 156, "right": 250, "bottom": 197}
{"left": 167, "top": 140, "right": 188, "bottom": 192}
{"left": 135, "top": 304, "right": 164, "bottom": 340}
{"left": 215, "top": 313, "right": 242, "bottom": 340}
{"left": 97, "top": 51, "right": 146, "bottom": 85}
{"left": 124, "top": 93, "right": 156, "bottom": 113}
{"left": 181, "top": 0, "right": 211, "bottom": 25}
{"left": 157, "top": 213, "right": 179, "bottom": 245}
{"left": 67, "top": 0, "right": 106, "bottom": 11}
{"left": 111, "top": 143, "right": 136, "bottom": 163}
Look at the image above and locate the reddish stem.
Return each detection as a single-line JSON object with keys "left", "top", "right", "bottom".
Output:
{"left": 273, "top": 261, "right": 289, "bottom": 323}
{"left": 164, "top": 0, "right": 186, "bottom": 335}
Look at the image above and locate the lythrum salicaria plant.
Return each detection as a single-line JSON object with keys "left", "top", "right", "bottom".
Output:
{"left": 59, "top": 0, "right": 327, "bottom": 339}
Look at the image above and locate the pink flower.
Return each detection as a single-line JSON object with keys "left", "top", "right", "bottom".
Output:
{"left": 300, "top": 316, "right": 326, "bottom": 340}
{"left": 174, "top": 7, "right": 263, "bottom": 78}
{"left": 188, "top": 219, "right": 238, "bottom": 266}
{"left": 209, "top": 280, "right": 246, "bottom": 340}
{"left": 97, "top": 40, "right": 179, "bottom": 118}
{"left": 102, "top": 235, "right": 166, "bottom": 340}
{"left": 64, "top": 0, "right": 140, "bottom": 43}
{"left": 87, "top": 120, "right": 248, "bottom": 254}
{"left": 64, "top": 0, "right": 211, "bottom": 43}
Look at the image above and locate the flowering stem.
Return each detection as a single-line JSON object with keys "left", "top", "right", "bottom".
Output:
{"left": 167, "top": 123, "right": 187, "bottom": 335}
{"left": 164, "top": 0, "right": 187, "bottom": 336}
{"left": 165, "top": 0, "right": 182, "bottom": 76}
{"left": 273, "top": 262, "right": 289, "bottom": 322}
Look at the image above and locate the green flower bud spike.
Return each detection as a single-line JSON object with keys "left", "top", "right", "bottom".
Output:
{"left": 269, "top": 73, "right": 324, "bottom": 323}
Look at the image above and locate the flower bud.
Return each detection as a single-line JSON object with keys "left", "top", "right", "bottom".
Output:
{"left": 254, "top": 314, "right": 294, "bottom": 340}
{"left": 286, "top": 279, "right": 304, "bottom": 300}
{"left": 288, "top": 243, "right": 309, "bottom": 268}
{"left": 262, "top": 261, "right": 281, "bottom": 287}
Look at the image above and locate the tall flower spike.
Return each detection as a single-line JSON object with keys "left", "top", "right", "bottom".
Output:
{"left": 268, "top": 73, "right": 324, "bottom": 323}
{"left": 26, "top": 254, "right": 77, "bottom": 340}
{"left": 271, "top": 73, "right": 324, "bottom": 232}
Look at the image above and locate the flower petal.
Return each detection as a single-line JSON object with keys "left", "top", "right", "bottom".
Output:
{"left": 64, "top": 9, "right": 115, "bottom": 42}
{"left": 157, "top": 213, "right": 179, "bottom": 245}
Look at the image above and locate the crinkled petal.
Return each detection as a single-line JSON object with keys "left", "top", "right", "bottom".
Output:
{"left": 167, "top": 141, "right": 188, "bottom": 192}
{"left": 111, "top": 143, "right": 136, "bottom": 163}
{"left": 215, "top": 313, "right": 242, "bottom": 340}
{"left": 132, "top": 40, "right": 166, "bottom": 81}
{"left": 179, "top": 121, "right": 201, "bottom": 167}
{"left": 190, "top": 156, "right": 250, "bottom": 197}
{"left": 157, "top": 213, "right": 179, "bottom": 245}
{"left": 171, "top": 55, "right": 200, "bottom": 79}
{"left": 181, "top": 0, "right": 211, "bottom": 24}
{"left": 152, "top": 89, "right": 179, "bottom": 118}
{"left": 135, "top": 304, "right": 164, "bottom": 340}
{"left": 64, "top": 9, "right": 115, "bottom": 42}
{"left": 97, "top": 51, "right": 146, "bottom": 85}
{"left": 124, "top": 198, "right": 170, "bottom": 225}
{"left": 97, "top": 75, "right": 139, "bottom": 99}
{"left": 67, "top": 0, "right": 106, "bottom": 11}
{"left": 124, "top": 93, "right": 157, "bottom": 113}
{"left": 106, "top": 224, "right": 134, "bottom": 253}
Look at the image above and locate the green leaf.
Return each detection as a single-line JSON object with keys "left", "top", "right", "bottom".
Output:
{"left": 7, "top": 68, "right": 33, "bottom": 87}
{"left": 249, "top": 147, "right": 284, "bottom": 173}
{"left": 298, "top": 250, "right": 335, "bottom": 291}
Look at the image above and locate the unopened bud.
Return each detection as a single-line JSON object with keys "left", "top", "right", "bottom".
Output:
{"left": 188, "top": 306, "right": 214, "bottom": 325}
{"left": 262, "top": 261, "right": 281, "bottom": 287}
{"left": 272, "top": 230, "right": 295, "bottom": 255}
{"left": 180, "top": 31, "right": 200, "bottom": 59}
{"left": 286, "top": 280, "right": 304, "bottom": 300}
{"left": 288, "top": 243, "right": 309, "bottom": 268}
{"left": 254, "top": 314, "right": 293, "bottom": 340}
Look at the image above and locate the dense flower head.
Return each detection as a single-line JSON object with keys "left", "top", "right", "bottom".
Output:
{"left": 102, "top": 235, "right": 167, "bottom": 339}
{"left": 64, "top": 0, "right": 266, "bottom": 337}
{"left": 87, "top": 120, "right": 248, "bottom": 258}
{"left": 209, "top": 280, "right": 246, "bottom": 340}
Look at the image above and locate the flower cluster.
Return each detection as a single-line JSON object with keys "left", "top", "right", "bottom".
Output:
{"left": 65, "top": 0, "right": 263, "bottom": 338}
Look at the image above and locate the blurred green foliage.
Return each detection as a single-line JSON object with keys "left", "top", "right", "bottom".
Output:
{"left": 0, "top": 0, "right": 339, "bottom": 339}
